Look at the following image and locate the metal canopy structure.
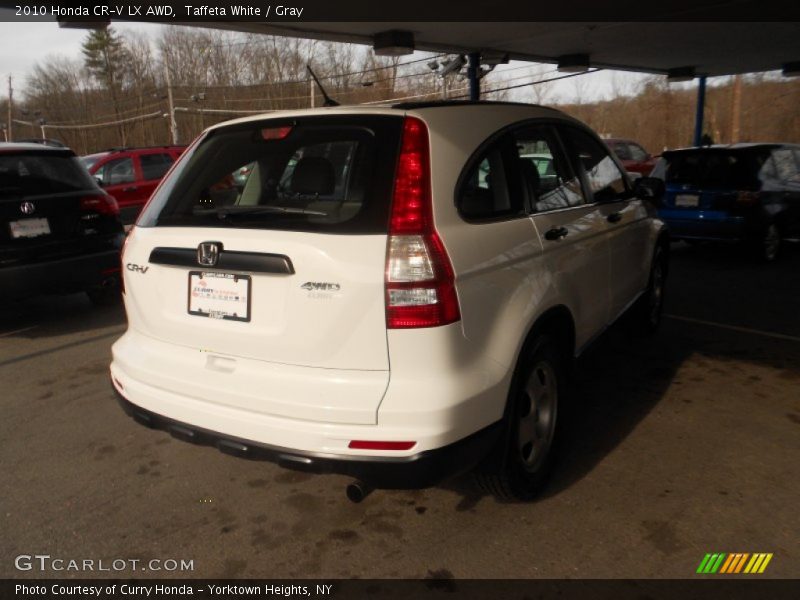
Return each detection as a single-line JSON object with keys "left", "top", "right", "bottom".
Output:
{"left": 199, "top": 20, "right": 800, "bottom": 146}
{"left": 213, "top": 22, "right": 800, "bottom": 78}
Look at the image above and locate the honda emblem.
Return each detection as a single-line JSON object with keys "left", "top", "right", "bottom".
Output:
{"left": 197, "top": 241, "right": 221, "bottom": 267}
{"left": 20, "top": 201, "right": 35, "bottom": 215}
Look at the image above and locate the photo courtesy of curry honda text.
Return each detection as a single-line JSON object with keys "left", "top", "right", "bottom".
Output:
{"left": 110, "top": 101, "right": 669, "bottom": 501}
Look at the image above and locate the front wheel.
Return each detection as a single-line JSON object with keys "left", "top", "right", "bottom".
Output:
{"left": 629, "top": 246, "right": 667, "bottom": 335}
{"left": 475, "top": 335, "right": 563, "bottom": 501}
{"left": 760, "top": 223, "right": 781, "bottom": 262}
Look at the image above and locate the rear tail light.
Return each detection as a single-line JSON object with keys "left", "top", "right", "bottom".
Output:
{"left": 385, "top": 117, "right": 460, "bottom": 329}
{"left": 80, "top": 193, "right": 119, "bottom": 216}
{"left": 736, "top": 191, "right": 760, "bottom": 206}
{"left": 119, "top": 227, "right": 133, "bottom": 294}
{"left": 261, "top": 125, "right": 293, "bottom": 140}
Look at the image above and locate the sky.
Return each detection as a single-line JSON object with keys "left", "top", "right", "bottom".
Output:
{"left": 0, "top": 19, "right": 671, "bottom": 106}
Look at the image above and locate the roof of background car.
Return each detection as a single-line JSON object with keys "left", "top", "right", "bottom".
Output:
{"left": 0, "top": 142, "right": 74, "bottom": 154}
{"left": 208, "top": 102, "right": 569, "bottom": 132}
{"left": 663, "top": 143, "right": 787, "bottom": 154}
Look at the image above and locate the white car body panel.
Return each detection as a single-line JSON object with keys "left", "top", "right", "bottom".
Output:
{"left": 111, "top": 103, "right": 666, "bottom": 477}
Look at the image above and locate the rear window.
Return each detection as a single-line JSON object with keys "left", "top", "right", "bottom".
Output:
{"left": 662, "top": 150, "right": 769, "bottom": 189}
{"left": 0, "top": 152, "right": 96, "bottom": 199}
{"left": 138, "top": 115, "right": 403, "bottom": 234}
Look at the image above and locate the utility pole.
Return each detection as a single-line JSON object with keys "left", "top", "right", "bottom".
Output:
{"left": 730, "top": 74, "right": 742, "bottom": 143}
{"left": 6, "top": 75, "right": 12, "bottom": 142}
{"left": 310, "top": 79, "right": 315, "bottom": 108}
{"left": 164, "top": 62, "right": 178, "bottom": 144}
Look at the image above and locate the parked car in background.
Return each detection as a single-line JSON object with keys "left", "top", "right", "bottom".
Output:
{"left": 0, "top": 142, "right": 125, "bottom": 305}
{"left": 16, "top": 138, "right": 67, "bottom": 148}
{"left": 81, "top": 146, "right": 186, "bottom": 224}
{"left": 652, "top": 143, "right": 800, "bottom": 261}
{"left": 606, "top": 138, "right": 658, "bottom": 177}
{"left": 111, "top": 102, "right": 669, "bottom": 501}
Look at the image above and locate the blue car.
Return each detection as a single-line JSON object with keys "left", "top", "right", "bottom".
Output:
{"left": 653, "top": 144, "right": 800, "bottom": 261}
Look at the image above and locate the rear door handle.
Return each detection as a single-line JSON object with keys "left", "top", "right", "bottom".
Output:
{"left": 607, "top": 212, "right": 623, "bottom": 223}
{"left": 122, "top": 186, "right": 138, "bottom": 193}
{"left": 544, "top": 226, "right": 569, "bottom": 241}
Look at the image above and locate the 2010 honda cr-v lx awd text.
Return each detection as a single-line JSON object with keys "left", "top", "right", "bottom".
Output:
{"left": 110, "top": 101, "right": 669, "bottom": 500}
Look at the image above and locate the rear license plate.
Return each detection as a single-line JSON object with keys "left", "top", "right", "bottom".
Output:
{"left": 188, "top": 271, "right": 251, "bottom": 322}
{"left": 675, "top": 194, "right": 700, "bottom": 207}
{"left": 9, "top": 218, "right": 51, "bottom": 239}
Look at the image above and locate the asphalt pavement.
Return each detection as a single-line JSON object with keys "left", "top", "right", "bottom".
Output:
{"left": 1, "top": 242, "right": 798, "bottom": 579}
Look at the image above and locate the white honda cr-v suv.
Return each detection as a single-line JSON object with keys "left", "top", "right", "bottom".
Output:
{"left": 111, "top": 101, "right": 668, "bottom": 501}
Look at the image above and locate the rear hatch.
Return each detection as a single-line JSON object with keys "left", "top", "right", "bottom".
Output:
{"left": 0, "top": 148, "right": 122, "bottom": 269}
{"left": 125, "top": 114, "right": 405, "bottom": 423}
{"left": 658, "top": 148, "right": 767, "bottom": 212}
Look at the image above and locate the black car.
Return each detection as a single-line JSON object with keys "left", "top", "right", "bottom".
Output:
{"left": 653, "top": 143, "right": 800, "bottom": 261}
{"left": 0, "top": 143, "right": 125, "bottom": 304}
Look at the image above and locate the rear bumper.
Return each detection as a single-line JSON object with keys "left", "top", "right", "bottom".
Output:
{"left": 657, "top": 209, "right": 748, "bottom": 241}
{"left": 111, "top": 380, "right": 501, "bottom": 489}
{"left": 0, "top": 245, "right": 122, "bottom": 298}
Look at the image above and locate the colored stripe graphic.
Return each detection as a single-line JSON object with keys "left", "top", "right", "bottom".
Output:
{"left": 697, "top": 554, "right": 712, "bottom": 574}
{"left": 699, "top": 553, "right": 773, "bottom": 574}
{"left": 719, "top": 554, "right": 735, "bottom": 574}
{"left": 720, "top": 553, "right": 737, "bottom": 573}
{"left": 734, "top": 553, "right": 749, "bottom": 573}
{"left": 758, "top": 553, "right": 773, "bottom": 573}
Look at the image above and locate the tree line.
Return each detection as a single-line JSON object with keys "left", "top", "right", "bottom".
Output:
{"left": 2, "top": 26, "right": 799, "bottom": 156}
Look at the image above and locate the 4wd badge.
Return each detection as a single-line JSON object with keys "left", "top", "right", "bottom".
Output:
{"left": 301, "top": 282, "right": 341, "bottom": 292}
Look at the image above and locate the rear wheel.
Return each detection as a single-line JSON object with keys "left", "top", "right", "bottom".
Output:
{"left": 476, "top": 335, "right": 563, "bottom": 501}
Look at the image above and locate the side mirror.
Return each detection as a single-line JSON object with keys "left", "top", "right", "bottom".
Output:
{"left": 634, "top": 176, "right": 665, "bottom": 202}
{"left": 95, "top": 177, "right": 105, "bottom": 187}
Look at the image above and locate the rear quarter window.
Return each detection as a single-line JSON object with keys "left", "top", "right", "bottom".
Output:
{"left": 138, "top": 115, "right": 403, "bottom": 234}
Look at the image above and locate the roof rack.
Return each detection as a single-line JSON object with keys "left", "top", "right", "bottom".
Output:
{"left": 104, "top": 144, "right": 186, "bottom": 152}
{"left": 391, "top": 100, "right": 547, "bottom": 110}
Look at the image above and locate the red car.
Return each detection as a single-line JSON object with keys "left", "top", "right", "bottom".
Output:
{"left": 605, "top": 138, "right": 658, "bottom": 176}
{"left": 81, "top": 146, "right": 186, "bottom": 223}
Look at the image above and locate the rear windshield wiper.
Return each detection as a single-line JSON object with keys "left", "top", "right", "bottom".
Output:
{"left": 192, "top": 205, "right": 328, "bottom": 218}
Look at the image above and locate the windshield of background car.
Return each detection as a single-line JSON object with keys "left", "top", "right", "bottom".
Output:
{"left": 0, "top": 152, "right": 97, "bottom": 199}
{"left": 662, "top": 149, "right": 770, "bottom": 189}
{"left": 138, "top": 115, "right": 404, "bottom": 234}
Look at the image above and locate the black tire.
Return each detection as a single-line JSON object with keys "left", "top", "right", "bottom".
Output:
{"left": 629, "top": 245, "right": 667, "bottom": 335}
{"left": 475, "top": 334, "right": 564, "bottom": 501}
{"left": 86, "top": 282, "right": 122, "bottom": 307}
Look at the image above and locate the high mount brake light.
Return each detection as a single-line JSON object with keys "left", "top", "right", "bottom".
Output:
{"left": 261, "top": 126, "right": 293, "bottom": 140}
{"left": 385, "top": 117, "right": 460, "bottom": 329}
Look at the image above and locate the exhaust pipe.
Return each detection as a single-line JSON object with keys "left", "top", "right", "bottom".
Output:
{"left": 346, "top": 480, "right": 373, "bottom": 503}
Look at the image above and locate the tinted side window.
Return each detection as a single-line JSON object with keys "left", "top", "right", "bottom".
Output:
{"left": 560, "top": 127, "right": 629, "bottom": 203}
{"left": 96, "top": 157, "right": 135, "bottom": 185}
{"left": 140, "top": 153, "right": 174, "bottom": 180}
{"left": 513, "top": 126, "right": 584, "bottom": 213}
{"left": 612, "top": 142, "right": 632, "bottom": 161}
{"left": 629, "top": 143, "right": 648, "bottom": 162}
{"left": 457, "top": 141, "right": 520, "bottom": 220}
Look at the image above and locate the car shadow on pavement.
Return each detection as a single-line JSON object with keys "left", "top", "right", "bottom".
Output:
{"left": 441, "top": 241, "right": 800, "bottom": 506}
{"left": 0, "top": 293, "right": 126, "bottom": 340}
